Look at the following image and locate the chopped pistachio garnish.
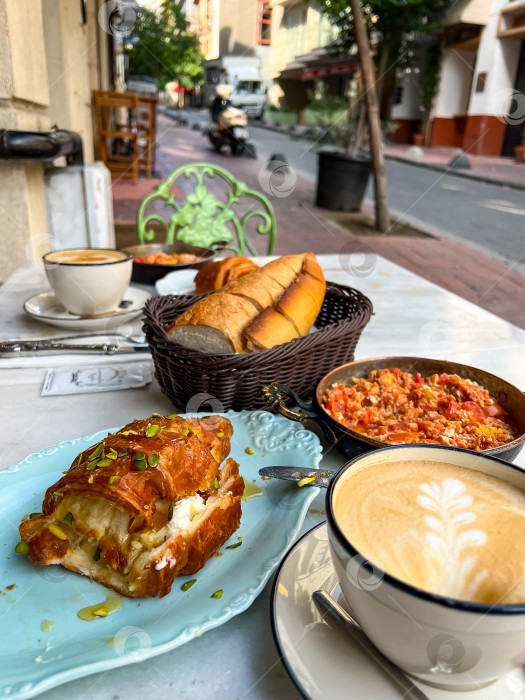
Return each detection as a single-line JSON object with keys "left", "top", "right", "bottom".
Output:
{"left": 48, "top": 524, "right": 68, "bottom": 540}
{"left": 134, "top": 460, "right": 148, "bottom": 471}
{"left": 146, "top": 425, "right": 160, "bottom": 438}
{"left": 15, "top": 541, "right": 29, "bottom": 555}
{"left": 107, "top": 448, "right": 118, "bottom": 460}
{"left": 108, "top": 476, "right": 120, "bottom": 485}
{"left": 181, "top": 579, "right": 196, "bottom": 592}
{"left": 216, "top": 432, "right": 224, "bottom": 438}
{"left": 117, "top": 448, "right": 130, "bottom": 457}
{"left": 133, "top": 451, "right": 145, "bottom": 461}
{"left": 225, "top": 541, "right": 242, "bottom": 549}
{"left": 63, "top": 512, "right": 74, "bottom": 527}
{"left": 93, "top": 546, "right": 101, "bottom": 561}
{"left": 96, "top": 459, "right": 111, "bottom": 468}
{"left": 191, "top": 429, "right": 199, "bottom": 435}
{"left": 92, "top": 606, "right": 109, "bottom": 617}
{"left": 148, "top": 453, "right": 160, "bottom": 467}
{"left": 86, "top": 460, "right": 99, "bottom": 471}
{"left": 180, "top": 428, "right": 189, "bottom": 436}
{"left": 88, "top": 475, "right": 94, "bottom": 484}
{"left": 89, "top": 443, "right": 104, "bottom": 460}
{"left": 213, "top": 478, "right": 220, "bottom": 490}
{"left": 166, "top": 414, "right": 177, "bottom": 419}
{"left": 120, "top": 429, "right": 139, "bottom": 436}
{"left": 168, "top": 501, "right": 174, "bottom": 522}
{"left": 76, "top": 454, "right": 82, "bottom": 466}
{"left": 297, "top": 476, "right": 316, "bottom": 488}
{"left": 53, "top": 492, "right": 63, "bottom": 498}
{"left": 151, "top": 413, "right": 162, "bottom": 418}
{"left": 210, "top": 589, "right": 223, "bottom": 599}
{"left": 245, "top": 447, "right": 255, "bottom": 455}
{"left": 29, "top": 513, "right": 42, "bottom": 519}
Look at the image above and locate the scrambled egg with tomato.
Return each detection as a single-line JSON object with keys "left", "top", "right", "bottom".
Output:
{"left": 322, "top": 369, "right": 517, "bottom": 450}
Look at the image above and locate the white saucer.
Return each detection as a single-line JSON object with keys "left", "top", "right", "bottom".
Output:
{"left": 23, "top": 286, "right": 151, "bottom": 331}
{"left": 271, "top": 523, "right": 525, "bottom": 700}
{"left": 155, "top": 269, "right": 197, "bottom": 296}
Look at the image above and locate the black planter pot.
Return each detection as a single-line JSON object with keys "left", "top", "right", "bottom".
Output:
{"left": 316, "top": 151, "right": 372, "bottom": 211}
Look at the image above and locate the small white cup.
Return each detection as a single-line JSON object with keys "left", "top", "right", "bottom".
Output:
{"left": 43, "top": 248, "right": 132, "bottom": 316}
{"left": 327, "top": 445, "right": 525, "bottom": 691}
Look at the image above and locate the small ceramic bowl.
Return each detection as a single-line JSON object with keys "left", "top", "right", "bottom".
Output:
{"left": 124, "top": 242, "right": 221, "bottom": 284}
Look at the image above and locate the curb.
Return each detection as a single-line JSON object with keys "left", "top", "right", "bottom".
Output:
{"left": 250, "top": 120, "right": 525, "bottom": 192}
{"left": 384, "top": 154, "right": 525, "bottom": 193}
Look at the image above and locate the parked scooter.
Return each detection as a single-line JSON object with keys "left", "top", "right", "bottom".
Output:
{"left": 208, "top": 84, "right": 250, "bottom": 156}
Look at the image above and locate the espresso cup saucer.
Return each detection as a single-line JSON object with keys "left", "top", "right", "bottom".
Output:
{"left": 23, "top": 286, "right": 151, "bottom": 331}
{"left": 271, "top": 522, "right": 525, "bottom": 700}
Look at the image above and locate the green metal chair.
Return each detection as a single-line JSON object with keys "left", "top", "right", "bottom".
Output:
{"left": 136, "top": 162, "right": 276, "bottom": 255}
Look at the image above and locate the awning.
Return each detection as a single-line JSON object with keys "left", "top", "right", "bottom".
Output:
{"left": 301, "top": 62, "right": 358, "bottom": 81}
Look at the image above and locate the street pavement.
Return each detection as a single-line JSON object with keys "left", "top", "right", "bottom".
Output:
{"left": 113, "top": 111, "right": 525, "bottom": 328}
{"left": 178, "top": 108, "right": 525, "bottom": 279}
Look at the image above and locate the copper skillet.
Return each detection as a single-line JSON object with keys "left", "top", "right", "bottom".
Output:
{"left": 262, "top": 356, "right": 525, "bottom": 463}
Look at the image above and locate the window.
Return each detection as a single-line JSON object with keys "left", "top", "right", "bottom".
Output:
{"left": 258, "top": 1, "right": 272, "bottom": 45}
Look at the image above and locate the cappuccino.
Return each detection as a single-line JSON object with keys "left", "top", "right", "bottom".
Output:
{"left": 45, "top": 249, "right": 128, "bottom": 265}
{"left": 43, "top": 248, "right": 132, "bottom": 315}
{"left": 334, "top": 459, "right": 525, "bottom": 604}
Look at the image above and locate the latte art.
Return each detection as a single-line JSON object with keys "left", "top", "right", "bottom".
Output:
{"left": 45, "top": 249, "right": 128, "bottom": 265}
{"left": 334, "top": 460, "right": 525, "bottom": 604}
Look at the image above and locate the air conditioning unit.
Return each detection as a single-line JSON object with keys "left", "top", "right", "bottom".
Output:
{"left": 44, "top": 162, "right": 115, "bottom": 249}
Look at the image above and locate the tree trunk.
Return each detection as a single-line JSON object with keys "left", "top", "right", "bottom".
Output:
{"left": 375, "top": 37, "right": 391, "bottom": 112}
{"left": 348, "top": 0, "right": 389, "bottom": 233}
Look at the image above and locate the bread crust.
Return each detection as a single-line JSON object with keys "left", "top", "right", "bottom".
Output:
{"left": 167, "top": 254, "right": 326, "bottom": 354}
{"left": 167, "top": 293, "right": 258, "bottom": 353}
{"left": 18, "top": 414, "right": 243, "bottom": 598}
{"left": 245, "top": 306, "right": 299, "bottom": 350}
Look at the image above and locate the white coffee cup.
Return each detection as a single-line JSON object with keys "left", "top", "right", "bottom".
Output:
{"left": 326, "top": 445, "right": 525, "bottom": 691}
{"left": 43, "top": 248, "right": 133, "bottom": 316}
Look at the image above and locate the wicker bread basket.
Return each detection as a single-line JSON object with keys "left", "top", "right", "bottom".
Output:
{"left": 142, "top": 281, "right": 373, "bottom": 411}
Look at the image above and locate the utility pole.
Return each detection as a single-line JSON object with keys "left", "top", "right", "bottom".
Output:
{"left": 348, "top": 0, "right": 389, "bottom": 233}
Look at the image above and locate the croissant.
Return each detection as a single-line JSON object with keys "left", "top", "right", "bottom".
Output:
{"left": 18, "top": 414, "right": 243, "bottom": 598}
{"left": 194, "top": 256, "right": 259, "bottom": 294}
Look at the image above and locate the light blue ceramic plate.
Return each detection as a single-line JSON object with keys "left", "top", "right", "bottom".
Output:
{"left": 0, "top": 411, "right": 322, "bottom": 699}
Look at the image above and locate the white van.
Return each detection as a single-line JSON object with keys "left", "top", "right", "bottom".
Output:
{"left": 204, "top": 56, "right": 267, "bottom": 119}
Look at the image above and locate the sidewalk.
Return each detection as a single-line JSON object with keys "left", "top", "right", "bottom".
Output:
{"left": 384, "top": 144, "right": 525, "bottom": 191}
{"left": 254, "top": 118, "right": 525, "bottom": 191}
{"left": 112, "top": 113, "right": 525, "bottom": 329}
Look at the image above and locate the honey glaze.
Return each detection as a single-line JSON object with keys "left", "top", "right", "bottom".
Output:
{"left": 77, "top": 592, "right": 123, "bottom": 621}
{"left": 242, "top": 477, "right": 263, "bottom": 502}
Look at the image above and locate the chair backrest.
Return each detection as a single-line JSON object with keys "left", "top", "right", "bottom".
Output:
{"left": 136, "top": 162, "right": 276, "bottom": 255}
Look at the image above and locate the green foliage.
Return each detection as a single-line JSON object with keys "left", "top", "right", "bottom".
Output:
{"left": 419, "top": 39, "right": 442, "bottom": 111}
{"left": 320, "top": 0, "right": 456, "bottom": 49}
{"left": 307, "top": 95, "right": 347, "bottom": 112}
{"left": 126, "top": 0, "right": 203, "bottom": 89}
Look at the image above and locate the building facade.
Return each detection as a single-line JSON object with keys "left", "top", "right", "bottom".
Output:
{"left": 0, "top": 0, "right": 113, "bottom": 281}
{"left": 268, "top": 0, "right": 352, "bottom": 111}
{"left": 430, "top": 0, "right": 525, "bottom": 156}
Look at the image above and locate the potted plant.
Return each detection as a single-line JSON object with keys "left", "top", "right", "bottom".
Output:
{"left": 412, "top": 131, "right": 424, "bottom": 147}
{"left": 515, "top": 128, "right": 525, "bottom": 163}
{"left": 309, "top": 85, "right": 373, "bottom": 212}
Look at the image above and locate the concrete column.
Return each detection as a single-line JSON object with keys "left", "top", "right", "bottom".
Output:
{"left": 0, "top": 0, "right": 51, "bottom": 282}
{"left": 42, "top": 0, "right": 95, "bottom": 164}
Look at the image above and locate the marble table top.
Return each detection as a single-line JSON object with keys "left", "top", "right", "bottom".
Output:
{"left": 1, "top": 254, "right": 524, "bottom": 699}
